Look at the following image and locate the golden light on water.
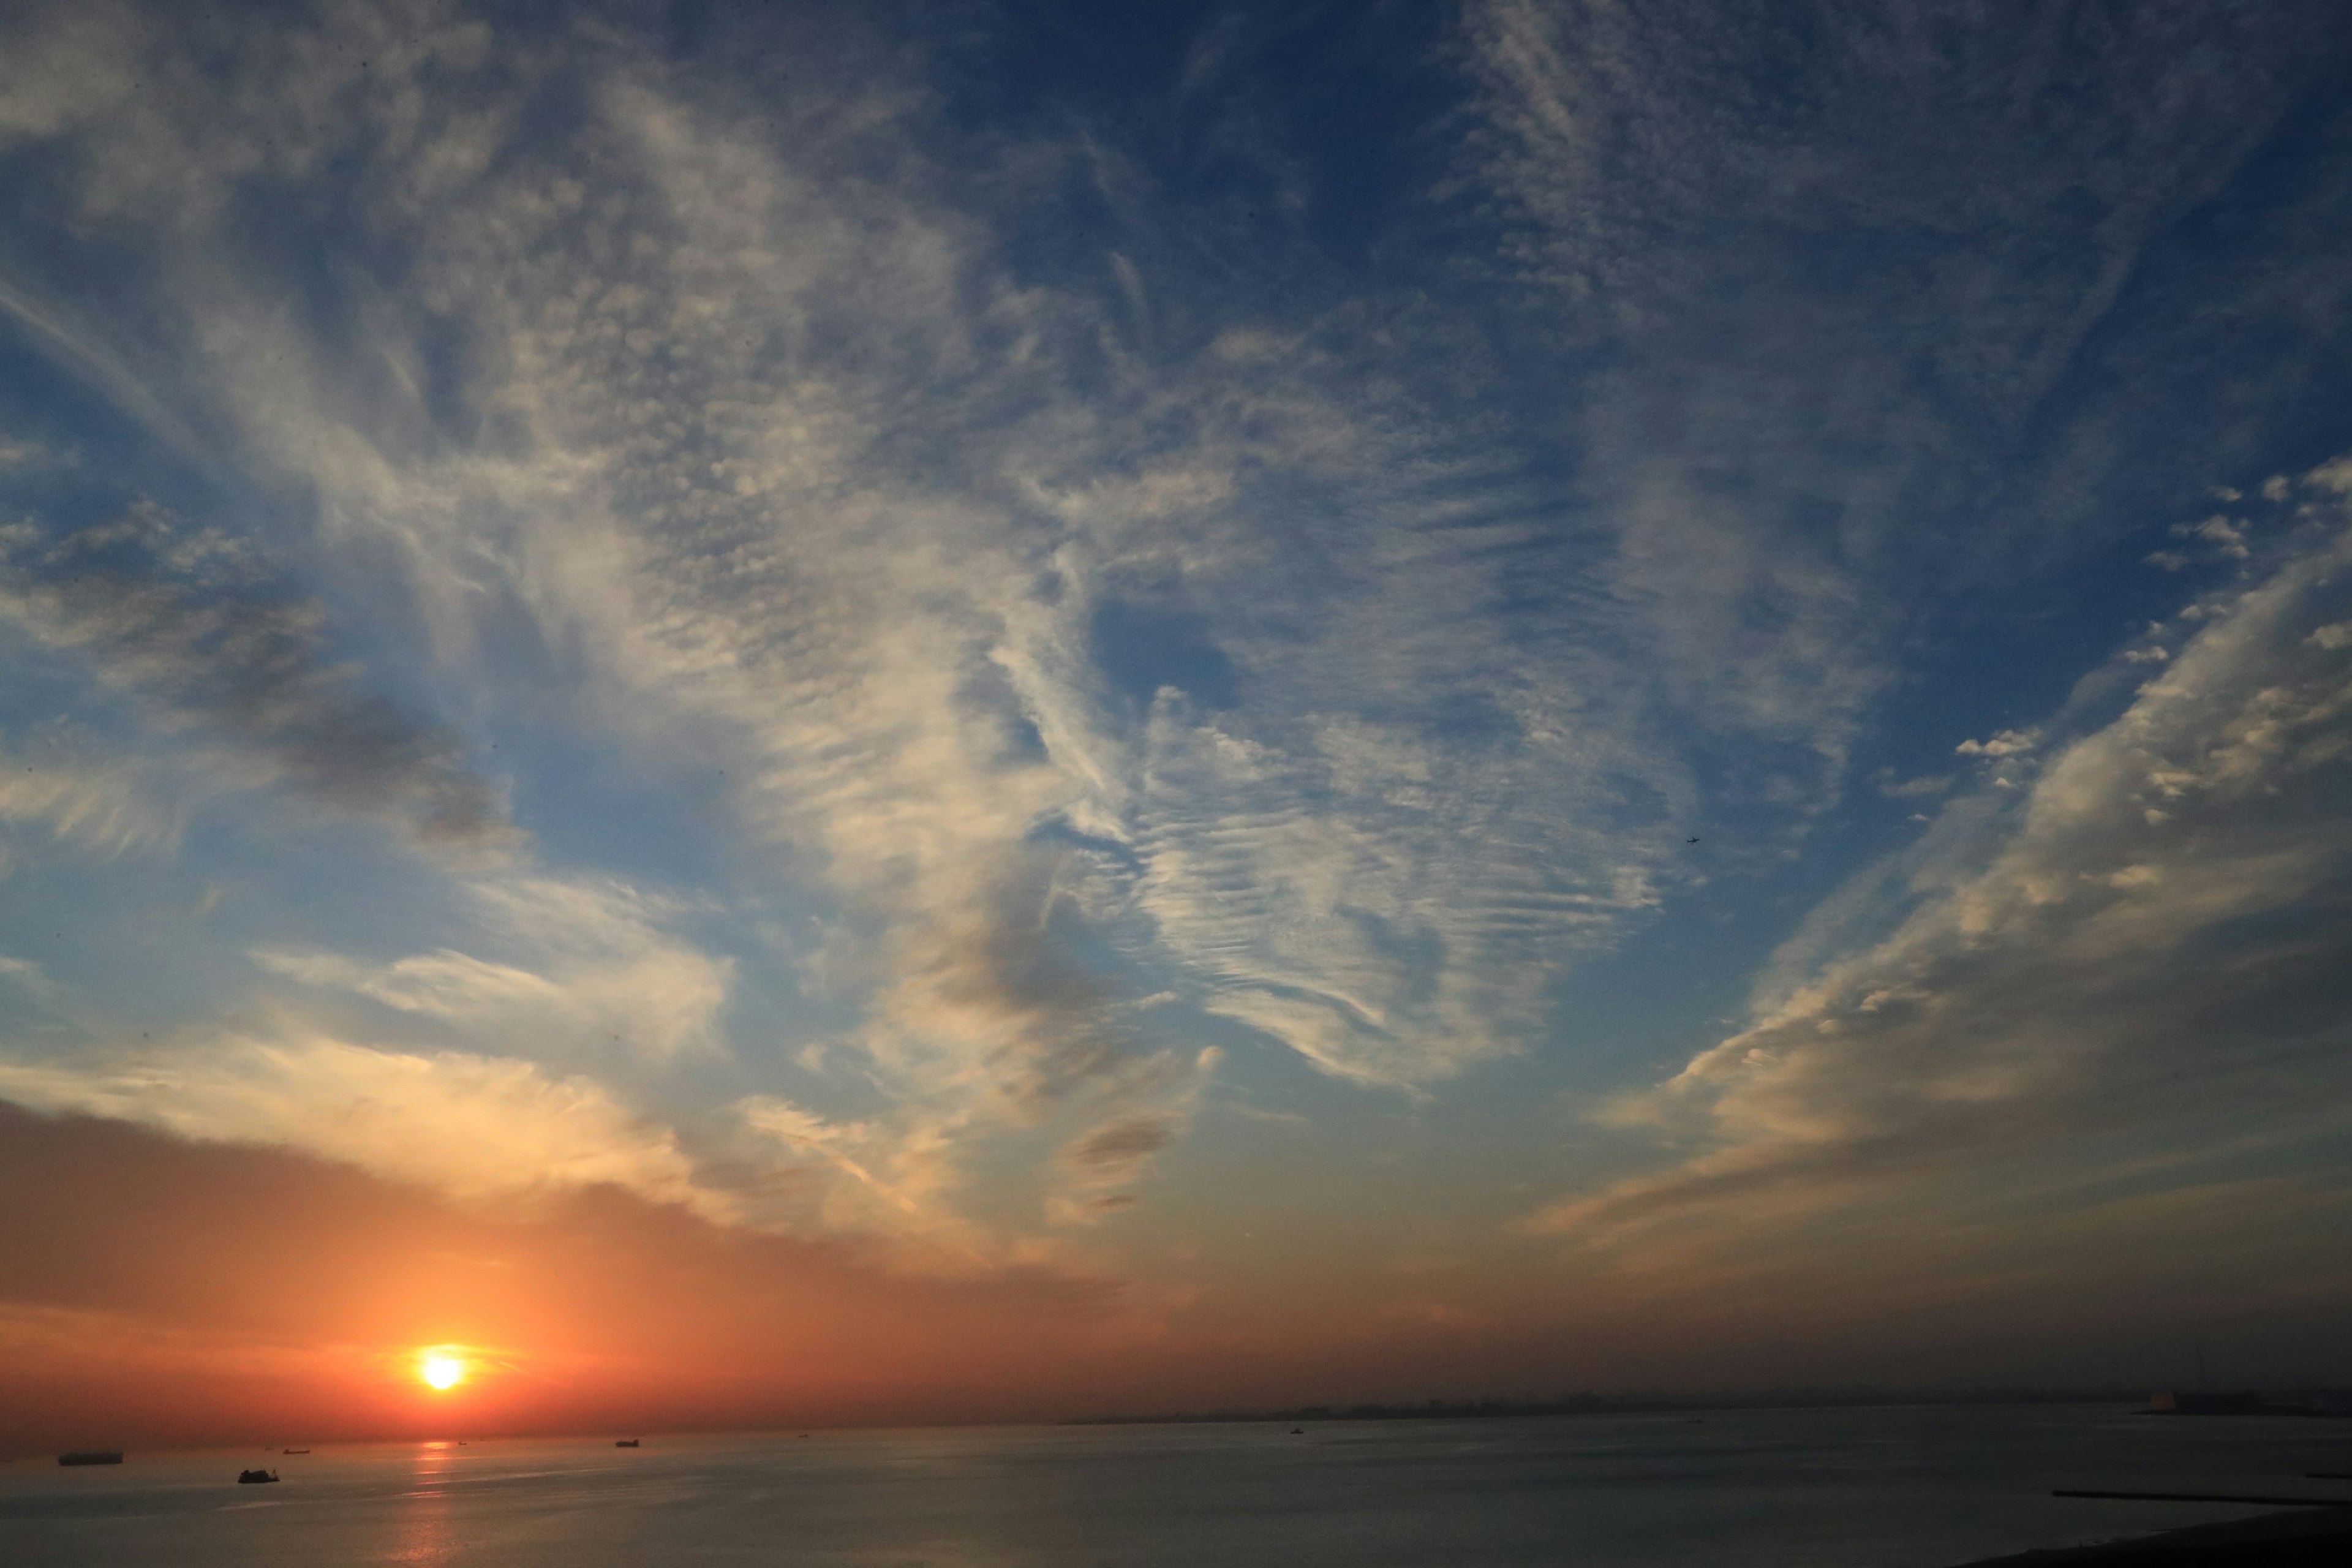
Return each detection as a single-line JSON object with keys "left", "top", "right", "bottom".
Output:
{"left": 419, "top": 1352, "right": 467, "bottom": 1391}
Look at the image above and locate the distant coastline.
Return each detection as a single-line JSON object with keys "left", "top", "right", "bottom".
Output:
{"left": 1065, "top": 1387, "right": 2169, "bottom": 1427}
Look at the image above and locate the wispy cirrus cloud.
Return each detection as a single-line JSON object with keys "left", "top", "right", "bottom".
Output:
{"left": 1453, "top": 0, "right": 2348, "bottom": 813}
{"left": 0, "top": 742, "right": 179, "bottom": 857}
{"left": 253, "top": 875, "right": 732, "bottom": 1063}
{"left": 0, "top": 502, "right": 513, "bottom": 851}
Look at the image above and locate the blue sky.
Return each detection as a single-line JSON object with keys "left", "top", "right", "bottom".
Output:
{"left": 4, "top": 0, "right": 2352, "bottom": 1414}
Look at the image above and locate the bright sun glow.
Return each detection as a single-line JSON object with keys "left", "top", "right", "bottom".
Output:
{"left": 419, "top": 1354, "right": 467, "bottom": 1390}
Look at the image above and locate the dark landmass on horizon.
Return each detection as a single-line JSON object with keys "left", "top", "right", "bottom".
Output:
{"left": 18, "top": 1384, "right": 2343, "bottom": 1461}
{"left": 1066, "top": 1387, "right": 2190, "bottom": 1426}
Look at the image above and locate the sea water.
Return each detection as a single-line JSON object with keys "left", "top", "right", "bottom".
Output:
{"left": 4, "top": 1404, "right": 2349, "bottom": 1567}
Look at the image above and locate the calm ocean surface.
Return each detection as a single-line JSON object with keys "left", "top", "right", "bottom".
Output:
{"left": 6, "top": 1405, "right": 2351, "bottom": 1567}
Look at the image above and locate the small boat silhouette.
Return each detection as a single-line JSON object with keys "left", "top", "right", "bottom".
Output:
{"left": 1290, "top": 1427, "right": 1305, "bottom": 1435}
{"left": 237, "top": 1469, "right": 279, "bottom": 1484}
{"left": 282, "top": 1448, "right": 309, "bottom": 1455}
{"left": 616, "top": 1438, "right": 640, "bottom": 1447}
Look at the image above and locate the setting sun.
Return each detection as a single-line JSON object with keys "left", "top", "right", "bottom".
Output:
{"left": 419, "top": 1354, "right": 467, "bottom": 1391}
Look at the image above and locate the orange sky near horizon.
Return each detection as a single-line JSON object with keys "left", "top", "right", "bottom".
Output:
{"left": 6, "top": 1101, "right": 2349, "bottom": 1455}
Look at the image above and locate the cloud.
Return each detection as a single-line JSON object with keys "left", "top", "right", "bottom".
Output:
{"left": 0, "top": 2, "right": 1719, "bottom": 1129}
{"left": 1527, "top": 488, "right": 2352, "bottom": 1248}
{"left": 0, "top": 434, "right": 72, "bottom": 472}
{"left": 9, "top": 0, "right": 2339, "bottom": 1281}
{"left": 255, "top": 875, "right": 733, "bottom": 1061}
{"left": 0, "top": 2, "right": 1941, "bottom": 1159}
{"left": 1452, "top": 0, "right": 2343, "bottom": 812}
{"left": 0, "top": 3, "right": 1779, "bottom": 1291}
{"left": 0, "top": 2, "right": 136, "bottom": 142}
{"left": 0, "top": 742, "right": 179, "bottom": 856}
{"left": 0, "top": 955, "right": 55, "bottom": 998}
{"left": 1041, "top": 1044, "right": 1218, "bottom": 1228}
{"left": 0, "top": 504, "right": 514, "bottom": 851}
{"left": 737, "top": 1045, "right": 1220, "bottom": 1243}
{"left": 0, "top": 4, "right": 1196, "bottom": 1232}
{"left": 1063, "top": 1114, "right": 1177, "bottom": 1172}
{"left": 0, "top": 274, "right": 211, "bottom": 467}
{"left": 1874, "top": 771, "right": 1951, "bottom": 799}
{"left": 733, "top": 1091, "right": 992, "bottom": 1249}
{"left": 1050, "top": 1112, "right": 1175, "bottom": 1229}
{"left": 1458, "top": 0, "right": 2324, "bottom": 409}
{"left": 0, "top": 1028, "right": 717, "bottom": 1215}
{"left": 2170, "top": 513, "right": 2251, "bottom": 560}
{"left": 1954, "top": 729, "right": 2038, "bottom": 759}
{"left": 1128, "top": 667, "right": 1674, "bottom": 1088}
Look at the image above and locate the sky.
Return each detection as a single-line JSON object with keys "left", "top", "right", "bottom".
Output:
{"left": 4, "top": 0, "right": 2352, "bottom": 1450}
